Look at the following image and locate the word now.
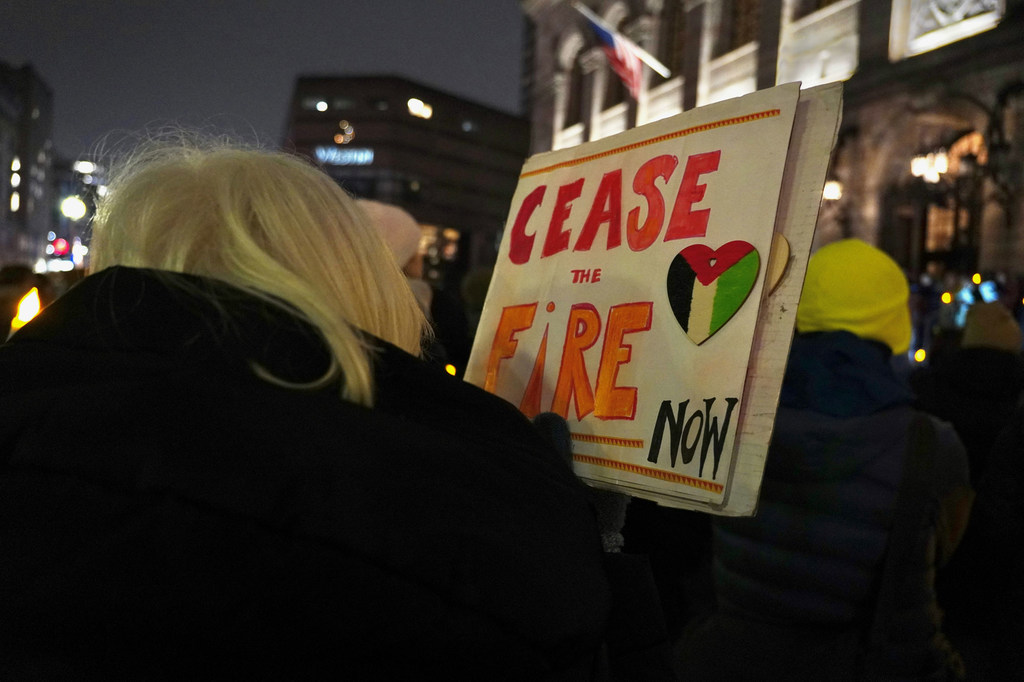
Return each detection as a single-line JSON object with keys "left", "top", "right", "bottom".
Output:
{"left": 647, "top": 397, "right": 738, "bottom": 480}
{"left": 509, "top": 150, "right": 721, "bottom": 265}
{"left": 484, "top": 301, "right": 653, "bottom": 420}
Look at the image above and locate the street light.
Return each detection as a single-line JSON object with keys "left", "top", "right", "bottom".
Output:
{"left": 60, "top": 195, "right": 87, "bottom": 221}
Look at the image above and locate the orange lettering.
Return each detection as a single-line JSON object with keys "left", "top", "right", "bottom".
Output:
{"left": 484, "top": 303, "right": 537, "bottom": 392}
{"left": 594, "top": 302, "right": 653, "bottom": 420}
{"left": 551, "top": 304, "right": 600, "bottom": 420}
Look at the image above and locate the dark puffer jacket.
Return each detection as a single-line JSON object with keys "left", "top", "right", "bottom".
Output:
{"left": 679, "top": 332, "right": 971, "bottom": 680}
{"left": 0, "top": 266, "right": 615, "bottom": 680}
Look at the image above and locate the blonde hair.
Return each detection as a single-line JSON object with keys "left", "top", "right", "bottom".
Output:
{"left": 89, "top": 135, "right": 428, "bottom": 406}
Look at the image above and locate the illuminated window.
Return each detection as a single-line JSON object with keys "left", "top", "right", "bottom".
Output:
{"left": 891, "top": 0, "right": 1002, "bottom": 60}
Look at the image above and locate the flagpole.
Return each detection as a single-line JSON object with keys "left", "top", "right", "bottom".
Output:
{"left": 571, "top": 1, "right": 672, "bottom": 79}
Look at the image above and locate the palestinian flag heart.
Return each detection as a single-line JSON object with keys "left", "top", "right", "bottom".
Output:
{"left": 667, "top": 240, "right": 760, "bottom": 345}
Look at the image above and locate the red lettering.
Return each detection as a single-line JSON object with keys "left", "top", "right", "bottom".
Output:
{"left": 627, "top": 155, "right": 678, "bottom": 251}
{"left": 509, "top": 186, "right": 547, "bottom": 265}
{"left": 665, "top": 151, "right": 721, "bottom": 241}
{"left": 574, "top": 170, "right": 623, "bottom": 252}
{"left": 541, "top": 178, "right": 585, "bottom": 258}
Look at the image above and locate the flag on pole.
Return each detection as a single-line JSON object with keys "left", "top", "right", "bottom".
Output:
{"left": 573, "top": 2, "right": 670, "bottom": 100}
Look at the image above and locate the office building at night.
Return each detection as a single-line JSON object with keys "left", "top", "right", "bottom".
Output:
{"left": 282, "top": 75, "right": 530, "bottom": 287}
{"left": 0, "top": 61, "right": 55, "bottom": 267}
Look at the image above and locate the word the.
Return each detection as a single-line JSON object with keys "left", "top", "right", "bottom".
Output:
{"left": 647, "top": 397, "right": 738, "bottom": 479}
{"left": 571, "top": 268, "right": 602, "bottom": 283}
{"left": 484, "top": 301, "right": 653, "bottom": 420}
{"left": 509, "top": 150, "right": 722, "bottom": 265}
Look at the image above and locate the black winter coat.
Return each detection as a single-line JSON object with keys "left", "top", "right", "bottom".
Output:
{"left": 0, "top": 267, "right": 616, "bottom": 680}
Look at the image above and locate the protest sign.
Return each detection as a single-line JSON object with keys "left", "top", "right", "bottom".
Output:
{"left": 465, "top": 83, "right": 843, "bottom": 515}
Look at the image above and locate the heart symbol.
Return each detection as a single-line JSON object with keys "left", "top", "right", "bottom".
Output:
{"left": 667, "top": 240, "right": 760, "bottom": 345}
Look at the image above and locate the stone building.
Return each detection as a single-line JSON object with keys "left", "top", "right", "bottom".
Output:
{"left": 520, "top": 0, "right": 1024, "bottom": 288}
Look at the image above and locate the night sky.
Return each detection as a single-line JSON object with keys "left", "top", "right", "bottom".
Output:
{"left": 1, "top": 0, "right": 526, "bottom": 160}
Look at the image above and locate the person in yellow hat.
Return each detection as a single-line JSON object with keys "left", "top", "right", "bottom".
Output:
{"left": 678, "top": 239, "right": 971, "bottom": 681}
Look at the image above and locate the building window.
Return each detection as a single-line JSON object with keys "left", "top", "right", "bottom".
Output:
{"left": 891, "top": 0, "right": 1002, "bottom": 59}
{"left": 792, "top": 0, "right": 844, "bottom": 21}
{"left": 565, "top": 57, "right": 585, "bottom": 127}
{"left": 718, "top": 0, "right": 761, "bottom": 55}
{"left": 658, "top": 0, "right": 686, "bottom": 82}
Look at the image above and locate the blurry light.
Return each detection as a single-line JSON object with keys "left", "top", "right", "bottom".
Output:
{"left": 445, "top": 364, "right": 457, "bottom": 376}
{"left": 934, "top": 150, "right": 948, "bottom": 175}
{"left": 45, "top": 244, "right": 54, "bottom": 255}
{"left": 82, "top": 174, "right": 94, "bottom": 185}
{"left": 911, "top": 155, "right": 928, "bottom": 177}
{"left": 972, "top": 272, "right": 982, "bottom": 285}
{"left": 407, "top": 98, "right": 433, "bottom": 119}
{"left": 10, "top": 172, "right": 20, "bottom": 188}
{"left": 46, "top": 259, "right": 75, "bottom": 272}
{"left": 72, "top": 160, "right": 97, "bottom": 174}
{"left": 316, "top": 100, "right": 328, "bottom": 112}
{"left": 914, "top": 349, "right": 927, "bottom": 363}
{"left": 941, "top": 292, "right": 952, "bottom": 304}
{"left": 72, "top": 238, "right": 88, "bottom": 266}
{"left": 823, "top": 180, "right": 842, "bottom": 201}
{"left": 60, "top": 195, "right": 88, "bottom": 220}
{"left": 10, "top": 287, "right": 40, "bottom": 332}
{"left": 47, "top": 231, "right": 56, "bottom": 240}
{"left": 9, "top": 191, "right": 19, "bottom": 212}
{"left": 10, "top": 156, "right": 20, "bottom": 172}
{"left": 52, "top": 238, "right": 70, "bottom": 256}
{"left": 97, "top": 185, "right": 108, "bottom": 197}
{"left": 334, "top": 134, "right": 345, "bottom": 144}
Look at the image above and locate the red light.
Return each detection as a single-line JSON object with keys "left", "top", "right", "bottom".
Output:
{"left": 52, "top": 238, "right": 70, "bottom": 256}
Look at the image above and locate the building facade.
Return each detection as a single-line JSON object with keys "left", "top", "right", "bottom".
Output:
{"left": 521, "top": 0, "right": 1024, "bottom": 290}
{"left": 0, "top": 62, "right": 55, "bottom": 267}
{"left": 282, "top": 76, "right": 530, "bottom": 288}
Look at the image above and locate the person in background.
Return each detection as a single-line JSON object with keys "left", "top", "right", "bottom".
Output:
{"left": 0, "top": 137, "right": 672, "bottom": 679}
{"left": 911, "top": 301, "right": 1024, "bottom": 678}
{"left": 359, "top": 199, "right": 473, "bottom": 376}
{"left": 676, "top": 239, "right": 972, "bottom": 681}
{"left": 911, "top": 300, "right": 1024, "bottom": 484}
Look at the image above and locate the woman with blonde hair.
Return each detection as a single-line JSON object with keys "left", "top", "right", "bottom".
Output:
{"left": 0, "top": 138, "right": 640, "bottom": 678}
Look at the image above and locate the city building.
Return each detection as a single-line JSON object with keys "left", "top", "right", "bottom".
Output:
{"left": 520, "top": 0, "right": 1024, "bottom": 292}
{"left": 0, "top": 61, "right": 55, "bottom": 267}
{"left": 282, "top": 75, "right": 530, "bottom": 288}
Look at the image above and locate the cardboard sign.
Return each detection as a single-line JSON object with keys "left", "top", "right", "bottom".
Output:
{"left": 465, "top": 83, "right": 842, "bottom": 515}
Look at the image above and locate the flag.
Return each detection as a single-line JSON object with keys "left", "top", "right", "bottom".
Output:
{"left": 583, "top": 14, "right": 644, "bottom": 99}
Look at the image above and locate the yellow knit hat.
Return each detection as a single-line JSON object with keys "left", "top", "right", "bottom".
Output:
{"left": 796, "top": 239, "right": 912, "bottom": 354}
